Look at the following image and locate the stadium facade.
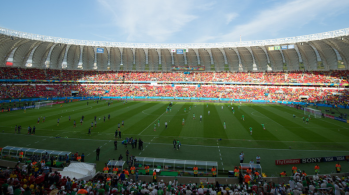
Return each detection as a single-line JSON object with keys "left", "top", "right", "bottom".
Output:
{"left": 0, "top": 27, "right": 348, "bottom": 72}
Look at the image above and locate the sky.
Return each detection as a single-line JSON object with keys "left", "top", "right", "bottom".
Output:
{"left": 1, "top": 0, "right": 349, "bottom": 44}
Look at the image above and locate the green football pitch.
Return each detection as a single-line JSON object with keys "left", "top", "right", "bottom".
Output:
{"left": 0, "top": 100, "right": 349, "bottom": 177}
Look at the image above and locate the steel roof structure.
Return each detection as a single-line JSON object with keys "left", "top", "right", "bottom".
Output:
{"left": 1, "top": 27, "right": 349, "bottom": 71}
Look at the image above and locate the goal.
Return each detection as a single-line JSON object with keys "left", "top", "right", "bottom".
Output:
{"left": 304, "top": 107, "right": 322, "bottom": 118}
{"left": 35, "top": 101, "right": 54, "bottom": 109}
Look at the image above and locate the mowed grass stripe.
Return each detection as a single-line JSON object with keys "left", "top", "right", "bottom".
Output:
{"left": 234, "top": 105, "right": 282, "bottom": 141}
{"left": 256, "top": 106, "right": 337, "bottom": 143}
{"left": 274, "top": 105, "right": 349, "bottom": 135}
{"left": 125, "top": 103, "right": 169, "bottom": 135}
{"left": 44, "top": 101, "right": 145, "bottom": 133}
{"left": 241, "top": 105, "right": 309, "bottom": 142}
{"left": 4, "top": 101, "right": 127, "bottom": 131}
{"left": 0, "top": 101, "right": 90, "bottom": 124}
{"left": 101, "top": 102, "right": 166, "bottom": 133}
{"left": 2, "top": 101, "right": 144, "bottom": 137}
{"left": 202, "top": 104, "right": 228, "bottom": 139}
{"left": 213, "top": 105, "right": 251, "bottom": 139}
{"left": 180, "top": 103, "right": 204, "bottom": 138}
{"left": 162, "top": 103, "right": 189, "bottom": 137}
{"left": 264, "top": 105, "right": 349, "bottom": 143}
{"left": 55, "top": 101, "right": 139, "bottom": 125}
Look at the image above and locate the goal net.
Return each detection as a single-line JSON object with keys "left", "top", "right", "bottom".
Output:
{"left": 304, "top": 107, "right": 322, "bottom": 118}
{"left": 35, "top": 101, "right": 54, "bottom": 109}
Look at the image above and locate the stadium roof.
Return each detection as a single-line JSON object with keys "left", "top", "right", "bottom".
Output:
{"left": 1, "top": 27, "right": 349, "bottom": 71}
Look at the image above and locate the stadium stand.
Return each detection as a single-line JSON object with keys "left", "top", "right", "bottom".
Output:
{"left": 1, "top": 67, "right": 349, "bottom": 84}
{"left": 1, "top": 27, "right": 349, "bottom": 191}
{"left": 0, "top": 162, "right": 349, "bottom": 194}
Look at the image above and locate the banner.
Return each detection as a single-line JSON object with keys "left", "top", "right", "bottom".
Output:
{"left": 96, "top": 48, "right": 104, "bottom": 53}
{"left": 288, "top": 45, "right": 295, "bottom": 49}
{"left": 301, "top": 157, "right": 322, "bottom": 164}
{"left": 52, "top": 101, "right": 64, "bottom": 105}
{"left": 268, "top": 47, "right": 274, "bottom": 51}
{"left": 177, "top": 49, "right": 184, "bottom": 54}
{"left": 324, "top": 114, "right": 335, "bottom": 119}
{"left": 171, "top": 49, "right": 176, "bottom": 53}
{"left": 11, "top": 105, "right": 35, "bottom": 111}
{"left": 275, "top": 159, "right": 301, "bottom": 165}
{"left": 172, "top": 66, "right": 205, "bottom": 71}
{"left": 322, "top": 156, "right": 346, "bottom": 162}
{"left": 334, "top": 117, "right": 347, "bottom": 123}
{"left": 6, "top": 62, "right": 13, "bottom": 66}
{"left": 281, "top": 45, "right": 288, "bottom": 50}
{"left": 274, "top": 46, "right": 281, "bottom": 50}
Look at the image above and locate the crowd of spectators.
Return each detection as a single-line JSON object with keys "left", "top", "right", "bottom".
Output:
{"left": 1, "top": 67, "right": 348, "bottom": 84}
{"left": 0, "top": 84, "right": 88, "bottom": 99}
{"left": 1, "top": 162, "right": 349, "bottom": 195}
{"left": 1, "top": 84, "right": 348, "bottom": 106}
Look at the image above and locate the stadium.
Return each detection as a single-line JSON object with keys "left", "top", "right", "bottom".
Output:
{"left": 1, "top": 6, "right": 349, "bottom": 194}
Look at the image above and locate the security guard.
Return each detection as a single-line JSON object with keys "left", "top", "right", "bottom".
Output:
{"left": 193, "top": 166, "right": 198, "bottom": 177}
{"left": 211, "top": 166, "right": 217, "bottom": 177}
{"left": 335, "top": 163, "right": 341, "bottom": 173}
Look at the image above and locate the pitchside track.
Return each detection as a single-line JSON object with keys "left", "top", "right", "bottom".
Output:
{"left": 1, "top": 100, "right": 348, "bottom": 176}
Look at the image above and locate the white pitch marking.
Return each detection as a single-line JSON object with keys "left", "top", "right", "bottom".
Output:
{"left": 138, "top": 111, "right": 166, "bottom": 135}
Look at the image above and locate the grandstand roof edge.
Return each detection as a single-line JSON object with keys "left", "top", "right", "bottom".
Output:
{"left": 0, "top": 27, "right": 348, "bottom": 49}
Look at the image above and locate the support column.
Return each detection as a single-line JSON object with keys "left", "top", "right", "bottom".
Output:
{"left": 246, "top": 47, "right": 256, "bottom": 66}
{"left": 120, "top": 48, "right": 123, "bottom": 65}
{"left": 218, "top": 48, "right": 228, "bottom": 64}
{"left": 193, "top": 49, "right": 200, "bottom": 65}
{"left": 170, "top": 49, "right": 174, "bottom": 65}
{"left": 144, "top": 48, "right": 148, "bottom": 64}
{"left": 206, "top": 49, "right": 214, "bottom": 64}
{"left": 45, "top": 44, "right": 58, "bottom": 68}
{"left": 62, "top": 45, "right": 71, "bottom": 68}
{"left": 25, "top": 45, "right": 39, "bottom": 67}
{"left": 94, "top": 47, "right": 97, "bottom": 68}
{"left": 260, "top": 46, "right": 270, "bottom": 64}
{"left": 294, "top": 45, "right": 303, "bottom": 63}
{"left": 132, "top": 48, "right": 136, "bottom": 65}
{"left": 157, "top": 49, "right": 161, "bottom": 65}
{"left": 78, "top": 45, "right": 84, "bottom": 68}
{"left": 232, "top": 48, "right": 242, "bottom": 71}
{"left": 184, "top": 51, "right": 187, "bottom": 65}
{"left": 106, "top": 47, "right": 111, "bottom": 66}
{"left": 279, "top": 49, "right": 286, "bottom": 63}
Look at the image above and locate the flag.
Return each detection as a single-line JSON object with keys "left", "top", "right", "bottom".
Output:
{"left": 184, "top": 48, "right": 189, "bottom": 52}
{"left": 171, "top": 49, "right": 176, "bottom": 53}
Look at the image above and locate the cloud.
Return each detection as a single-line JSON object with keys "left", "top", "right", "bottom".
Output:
{"left": 97, "top": 0, "right": 198, "bottom": 43}
{"left": 226, "top": 13, "right": 238, "bottom": 24}
{"left": 220, "top": 0, "right": 349, "bottom": 42}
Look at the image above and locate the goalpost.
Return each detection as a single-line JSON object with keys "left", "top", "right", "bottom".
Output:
{"left": 35, "top": 101, "right": 54, "bottom": 109}
{"left": 304, "top": 107, "right": 322, "bottom": 118}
